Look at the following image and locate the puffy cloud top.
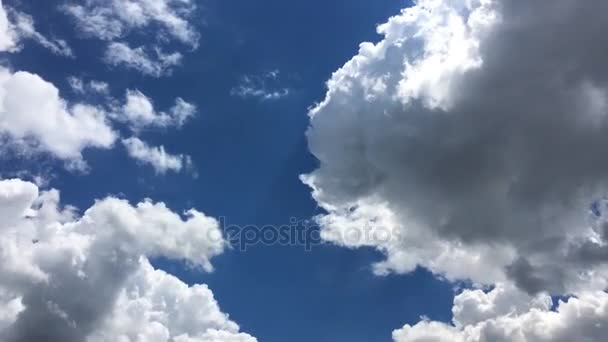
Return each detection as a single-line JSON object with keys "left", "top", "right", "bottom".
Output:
{"left": 305, "top": 0, "right": 608, "bottom": 294}
{"left": 0, "top": 67, "right": 116, "bottom": 166}
{"left": 0, "top": 179, "right": 255, "bottom": 342}
{"left": 305, "top": 0, "right": 608, "bottom": 339}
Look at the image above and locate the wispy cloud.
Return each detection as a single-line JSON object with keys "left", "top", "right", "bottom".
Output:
{"left": 231, "top": 70, "right": 291, "bottom": 101}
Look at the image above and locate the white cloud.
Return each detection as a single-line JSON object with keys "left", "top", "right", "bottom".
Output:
{"left": 393, "top": 285, "right": 608, "bottom": 342}
{"left": 0, "top": 178, "right": 255, "bottom": 342}
{"left": 64, "top": 0, "right": 199, "bottom": 47}
{"left": 117, "top": 89, "right": 196, "bottom": 130}
{"left": 105, "top": 42, "right": 182, "bottom": 77}
{"left": 9, "top": 10, "right": 73, "bottom": 57}
{"left": 0, "top": 0, "right": 18, "bottom": 52}
{"left": 0, "top": 0, "right": 72, "bottom": 57}
{"left": 64, "top": 0, "right": 199, "bottom": 75}
{"left": 304, "top": 0, "right": 608, "bottom": 296}
{"left": 0, "top": 67, "right": 116, "bottom": 168}
{"left": 122, "top": 137, "right": 192, "bottom": 174}
{"left": 68, "top": 77, "right": 109, "bottom": 96}
{"left": 231, "top": 71, "right": 291, "bottom": 101}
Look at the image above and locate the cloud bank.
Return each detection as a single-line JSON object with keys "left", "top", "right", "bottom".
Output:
{"left": 304, "top": 0, "right": 608, "bottom": 339}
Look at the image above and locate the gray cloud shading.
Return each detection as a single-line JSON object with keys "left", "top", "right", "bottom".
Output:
{"left": 305, "top": 0, "right": 608, "bottom": 294}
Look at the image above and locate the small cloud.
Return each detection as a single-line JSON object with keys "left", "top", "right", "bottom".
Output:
{"left": 113, "top": 89, "right": 196, "bottom": 131}
{"left": 231, "top": 70, "right": 291, "bottom": 101}
{"left": 68, "top": 76, "right": 110, "bottom": 95}
{"left": 122, "top": 137, "right": 192, "bottom": 175}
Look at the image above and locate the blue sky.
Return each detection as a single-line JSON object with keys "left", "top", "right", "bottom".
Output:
{"left": 3, "top": 1, "right": 608, "bottom": 341}
{"left": 2, "top": 0, "right": 454, "bottom": 341}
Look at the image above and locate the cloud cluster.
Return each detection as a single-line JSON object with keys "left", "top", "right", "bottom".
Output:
{"left": 0, "top": 2, "right": 197, "bottom": 174}
{"left": 0, "top": 67, "right": 195, "bottom": 173}
{"left": 0, "top": 2, "right": 249, "bottom": 341}
{"left": 304, "top": 0, "right": 608, "bottom": 339}
{"left": 64, "top": 0, "right": 200, "bottom": 76}
{"left": 0, "top": 178, "right": 255, "bottom": 342}
{"left": 393, "top": 284, "right": 608, "bottom": 342}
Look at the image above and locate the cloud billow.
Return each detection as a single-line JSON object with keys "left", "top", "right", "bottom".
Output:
{"left": 0, "top": 179, "right": 256, "bottom": 342}
{"left": 304, "top": 0, "right": 608, "bottom": 339}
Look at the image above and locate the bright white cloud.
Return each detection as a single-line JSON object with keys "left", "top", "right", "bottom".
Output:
{"left": 64, "top": 0, "right": 199, "bottom": 75}
{"left": 122, "top": 137, "right": 192, "bottom": 174}
{"left": 393, "top": 285, "right": 608, "bottom": 342}
{"left": 0, "top": 67, "right": 116, "bottom": 168}
{"left": 118, "top": 89, "right": 196, "bottom": 130}
{"left": 0, "top": 178, "right": 255, "bottom": 342}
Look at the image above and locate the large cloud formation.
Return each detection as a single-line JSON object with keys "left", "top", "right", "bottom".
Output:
{"left": 304, "top": 0, "right": 608, "bottom": 339}
{"left": 0, "top": 178, "right": 255, "bottom": 342}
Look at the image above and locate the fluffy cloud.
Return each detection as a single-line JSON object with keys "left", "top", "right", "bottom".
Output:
{"left": 393, "top": 284, "right": 608, "bottom": 342}
{"left": 304, "top": 0, "right": 608, "bottom": 296}
{"left": 123, "top": 137, "right": 192, "bottom": 174}
{"left": 0, "top": 67, "right": 116, "bottom": 168}
{"left": 64, "top": 0, "right": 199, "bottom": 75}
{"left": 0, "top": 178, "right": 255, "bottom": 342}
{"left": 117, "top": 89, "right": 196, "bottom": 130}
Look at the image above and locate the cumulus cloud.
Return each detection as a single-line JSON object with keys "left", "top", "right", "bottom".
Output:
{"left": 122, "top": 137, "right": 192, "bottom": 174}
{"left": 231, "top": 70, "right": 291, "bottom": 101}
{"left": 0, "top": 178, "right": 255, "bottom": 342}
{"left": 64, "top": 0, "right": 199, "bottom": 75}
{"left": 304, "top": 0, "right": 608, "bottom": 296}
{"left": 393, "top": 284, "right": 608, "bottom": 342}
{"left": 116, "top": 89, "right": 196, "bottom": 130}
{"left": 0, "top": 67, "right": 116, "bottom": 168}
